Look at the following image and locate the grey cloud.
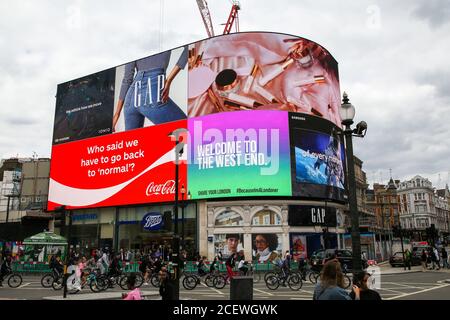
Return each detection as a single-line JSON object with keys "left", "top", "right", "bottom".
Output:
{"left": 411, "top": 0, "right": 450, "bottom": 28}
{"left": 416, "top": 70, "right": 450, "bottom": 101}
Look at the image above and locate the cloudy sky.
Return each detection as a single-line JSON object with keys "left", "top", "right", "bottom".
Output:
{"left": 0, "top": 0, "right": 449, "bottom": 189}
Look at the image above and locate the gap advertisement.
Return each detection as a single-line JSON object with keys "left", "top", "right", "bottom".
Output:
{"left": 48, "top": 120, "right": 187, "bottom": 211}
{"left": 187, "top": 110, "right": 291, "bottom": 199}
{"left": 289, "top": 113, "right": 347, "bottom": 202}
{"left": 288, "top": 205, "right": 337, "bottom": 227}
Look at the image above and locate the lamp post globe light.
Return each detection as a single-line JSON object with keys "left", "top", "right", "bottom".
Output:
{"left": 340, "top": 92, "right": 367, "bottom": 273}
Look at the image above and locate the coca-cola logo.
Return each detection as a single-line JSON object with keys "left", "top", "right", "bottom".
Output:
{"left": 142, "top": 212, "right": 164, "bottom": 231}
{"left": 145, "top": 180, "right": 176, "bottom": 196}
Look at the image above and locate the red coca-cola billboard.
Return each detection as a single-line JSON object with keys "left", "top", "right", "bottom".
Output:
{"left": 48, "top": 120, "right": 187, "bottom": 211}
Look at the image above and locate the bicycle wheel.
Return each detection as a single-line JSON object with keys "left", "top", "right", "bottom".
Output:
{"left": 213, "top": 275, "right": 226, "bottom": 289}
{"left": 90, "top": 278, "right": 106, "bottom": 292}
{"left": 265, "top": 275, "right": 280, "bottom": 290}
{"left": 264, "top": 271, "right": 277, "bottom": 283}
{"left": 343, "top": 275, "right": 352, "bottom": 289}
{"left": 205, "top": 274, "right": 215, "bottom": 287}
{"left": 182, "top": 275, "right": 198, "bottom": 290}
{"left": 287, "top": 274, "right": 302, "bottom": 291}
{"left": 150, "top": 274, "right": 160, "bottom": 287}
{"left": 119, "top": 275, "right": 128, "bottom": 290}
{"left": 98, "top": 275, "right": 109, "bottom": 291}
{"left": 135, "top": 273, "right": 145, "bottom": 288}
{"left": 52, "top": 277, "right": 63, "bottom": 290}
{"left": 41, "top": 273, "right": 54, "bottom": 288}
{"left": 309, "top": 271, "right": 319, "bottom": 284}
{"left": 8, "top": 274, "right": 23, "bottom": 288}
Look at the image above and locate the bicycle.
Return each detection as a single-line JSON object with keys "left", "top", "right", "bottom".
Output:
{"left": 181, "top": 268, "right": 214, "bottom": 290}
{"left": 41, "top": 268, "right": 63, "bottom": 288}
{"left": 52, "top": 268, "right": 108, "bottom": 293}
{"left": 265, "top": 272, "right": 302, "bottom": 291}
{"left": 119, "top": 272, "right": 145, "bottom": 290}
{"left": 0, "top": 268, "right": 23, "bottom": 288}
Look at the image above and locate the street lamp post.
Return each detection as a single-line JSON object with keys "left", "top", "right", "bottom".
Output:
{"left": 339, "top": 92, "right": 367, "bottom": 274}
{"left": 181, "top": 185, "right": 186, "bottom": 250}
{"left": 396, "top": 209, "right": 406, "bottom": 270}
{"left": 168, "top": 128, "right": 187, "bottom": 300}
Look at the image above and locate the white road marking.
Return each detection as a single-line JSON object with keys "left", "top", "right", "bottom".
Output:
{"left": 386, "top": 284, "right": 450, "bottom": 300}
{"left": 254, "top": 288, "right": 273, "bottom": 296}
{"left": 18, "top": 283, "right": 31, "bottom": 289}
{"left": 377, "top": 288, "right": 407, "bottom": 295}
{"left": 382, "top": 282, "right": 433, "bottom": 289}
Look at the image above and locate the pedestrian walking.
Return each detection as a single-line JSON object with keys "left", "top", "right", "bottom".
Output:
{"left": 312, "top": 260, "right": 351, "bottom": 300}
{"left": 441, "top": 248, "right": 448, "bottom": 269}
{"left": 159, "top": 266, "right": 171, "bottom": 300}
{"left": 421, "top": 250, "right": 428, "bottom": 272}
{"left": 432, "top": 247, "right": 440, "bottom": 270}
{"left": 404, "top": 249, "right": 412, "bottom": 271}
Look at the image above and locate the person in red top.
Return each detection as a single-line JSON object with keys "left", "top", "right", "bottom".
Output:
{"left": 225, "top": 252, "right": 237, "bottom": 283}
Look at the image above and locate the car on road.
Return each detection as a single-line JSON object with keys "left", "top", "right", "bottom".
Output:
{"left": 310, "top": 249, "right": 368, "bottom": 272}
{"left": 389, "top": 251, "right": 421, "bottom": 267}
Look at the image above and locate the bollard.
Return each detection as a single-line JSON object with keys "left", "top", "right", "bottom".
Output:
{"left": 230, "top": 276, "right": 253, "bottom": 300}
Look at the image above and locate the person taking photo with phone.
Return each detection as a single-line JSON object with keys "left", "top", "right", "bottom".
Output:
{"left": 350, "top": 271, "right": 382, "bottom": 300}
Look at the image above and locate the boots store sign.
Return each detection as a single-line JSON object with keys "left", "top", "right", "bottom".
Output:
{"left": 141, "top": 213, "right": 164, "bottom": 231}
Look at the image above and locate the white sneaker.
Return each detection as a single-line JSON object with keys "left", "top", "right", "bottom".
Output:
{"left": 144, "top": 282, "right": 149, "bottom": 285}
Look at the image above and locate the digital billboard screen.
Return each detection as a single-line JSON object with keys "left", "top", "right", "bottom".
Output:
{"left": 289, "top": 113, "right": 347, "bottom": 202}
{"left": 48, "top": 120, "right": 187, "bottom": 211}
{"left": 49, "top": 32, "right": 343, "bottom": 210}
{"left": 187, "top": 110, "right": 292, "bottom": 199}
{"left": 188, "top": 32, "right": 341, "bottom": 127}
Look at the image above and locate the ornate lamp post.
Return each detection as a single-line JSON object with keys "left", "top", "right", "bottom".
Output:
{"left": 339, "top": 92, "right": 367, "bottom": 273}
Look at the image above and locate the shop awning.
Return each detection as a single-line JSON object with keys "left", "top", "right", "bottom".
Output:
{"left": 23, "top": 231, "right": 67, "bottom": 245}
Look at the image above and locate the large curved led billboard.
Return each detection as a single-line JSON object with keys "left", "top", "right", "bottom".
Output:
{"left": 48, "top": 32, "right": 343, "bottom": 211}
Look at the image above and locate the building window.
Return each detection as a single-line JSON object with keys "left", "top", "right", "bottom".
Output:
{"left": 215, "top": 210, "right": 243, "bottom": 227}
{"left": 251, "top": 210, "right": 281, "bottom": 226}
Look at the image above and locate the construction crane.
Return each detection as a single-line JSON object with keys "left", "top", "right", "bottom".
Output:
{"left": 222, "top": 1, "right": 240, "bottom": 34}
{"left": 196, "top": 0, "right": 215, "bottom": 38}
{"left": 195, "top": 0, "right": 240, "bottom": 38}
